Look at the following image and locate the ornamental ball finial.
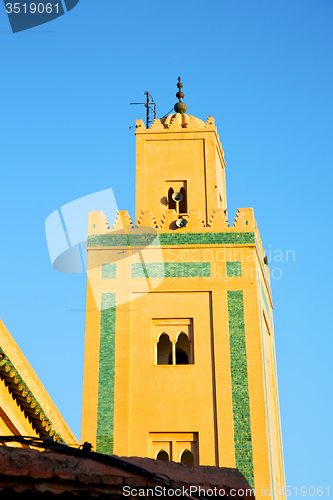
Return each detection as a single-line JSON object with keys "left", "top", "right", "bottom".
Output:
{"left": 174, "top": 76, "right": 187, "bottom": 114}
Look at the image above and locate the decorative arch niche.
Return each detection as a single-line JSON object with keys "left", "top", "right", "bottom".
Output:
{"left": 168, "top": 188, "right": 176, "bottom": 210}
{"left": 156, "top": 450, "right": 169, "bottom": 462}
{"left": 180, "top": 449, "right": 195, "bottom": 467}
{"left": 157, "top": 333, "right": 172, "bottom": 365}
{"left": 179, "top": 187, "right": 187, "bottom": 213}
{"left": 154, "top": 319, "right": 193, "bottom": 365}
{"left": 175, "top": 332, "right": 190, "bottom": 364}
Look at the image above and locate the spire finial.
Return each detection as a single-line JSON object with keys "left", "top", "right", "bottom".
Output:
{"left": 174, "top": 76, "right": 187, "bottom": 114}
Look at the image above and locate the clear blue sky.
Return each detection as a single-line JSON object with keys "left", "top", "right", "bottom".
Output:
{"left": 1, "top": 0, "right": 332, "bottom": 497}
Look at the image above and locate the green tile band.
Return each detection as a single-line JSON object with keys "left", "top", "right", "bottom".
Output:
{"left": 88, "top": 231, "right": 255, "bottom": 248}
{"left": 227, "top": 290, "right": 254, "bottom": 489}
{"left": 131, "top": 262, "right": 211, "bottom": 278}
{"left": 102, "top": 263, "right": 117, "bottom": 279}
{"left": 96, "top": 293, "right": 116, "bottom": 455}
{"left": 226, "top": 261, "right": 242, "bottom": 277}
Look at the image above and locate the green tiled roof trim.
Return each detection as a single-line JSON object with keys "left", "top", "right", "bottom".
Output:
{"left": 0, "top": 347, "right": 65, "bottom": 444}
{"left": 227, "top": 290, "right": 254, "bottom": 489}
{"left": 102, "top": 263, "right": 117, "bottom": 279}
{"left": 226, "top": 261, "right": 242, "bottom": 277}
{"left": 131, "top": 262, "right": 211, "bottom": 279}
{"left": 97, "top": 293, "right": 116, "bottom": 455}
{"left": 87, "top": 231, "right": 255, "bottom": 247}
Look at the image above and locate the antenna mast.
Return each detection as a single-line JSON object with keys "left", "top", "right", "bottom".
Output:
{"left": 130, "top": 92, "right": 156, "bottom": 129}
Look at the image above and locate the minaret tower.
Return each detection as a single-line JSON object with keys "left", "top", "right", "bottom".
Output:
{"left": 82, "top": 78, "right": 286, "bottom": 499}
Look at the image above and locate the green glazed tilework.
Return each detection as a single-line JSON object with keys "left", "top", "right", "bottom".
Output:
{"left": 96, "top": 293, "right": 116, "bottom": 455}
{"left": 227, "top": 290, "right": 254, "bottom": 489}
{"left": 132, "top": 263, "right": 150, "bottom": 279}
{"left": 87, "top": 232, "right": 255, "bottom": 248}
{"left": 102, "top": 263, "right": 117, "bottom": 279}
{"left": 88, "top": 233, "right": 154, "bottom": 247}
{"left": 226, "top": 261, "right": 242, "bottom": 277}
{"left": 131, "top": 262, "right": 211, "bottom": 278}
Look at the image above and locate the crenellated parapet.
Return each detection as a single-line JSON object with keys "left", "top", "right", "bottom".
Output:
{"left": 88, "top": 208, "right": 263, "bottom": 235}
{"left": 233, "top": 208, "right": 255, "bottom": 230}
{"left": 185, "top": 210, "right": 205, "bottom": 231}
{"left": 88, "top": 210, "right": 135, "bottom": 235}
{"left": 88, "top": 211, "right": 111, "bottom": 234}
{"left": 87, "top": 207, "right": 267, "bottom": 270}
{"left": 136, "top": 210, "right": 159, "bottom": 229}
{"left": 112, "top": 211, "right": 133, "bottom": 230}
{"left": 160, "top": 209, "right": 178, "bottom": 230}
{"left": 208, "top": 209, "right": 229, "bottom": 230}
{"left": 87, "top": 207, "right": 270, "bottom": 291}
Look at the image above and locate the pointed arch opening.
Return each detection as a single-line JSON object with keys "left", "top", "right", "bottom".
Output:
{"left": 168, "top": 188, "right": 176, "bottom": 210}
{"left": 179, "top": 187, "right": 187, "bottom": 213}
{"left": 157, "top": 333, "right": 172, "bottom": 365}
{"left": 180, "top": 449, "right": 194, "bottom": 467}
{"left": 156, "top": 450, "right": 169, "bottom": 462}
{"left": 175, "top": 332, "right": 191, "bottom": 364}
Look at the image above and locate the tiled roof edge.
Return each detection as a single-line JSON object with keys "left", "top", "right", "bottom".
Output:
{"left": 0, "top": 347, "right": 65, "bottom": 444}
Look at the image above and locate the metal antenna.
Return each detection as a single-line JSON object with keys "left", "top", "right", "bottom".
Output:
{"left": 130, "top": 92, "right": 156, "bottom": 129}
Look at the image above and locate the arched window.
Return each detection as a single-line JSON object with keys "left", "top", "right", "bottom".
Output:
{"left": 180, "top": 449, "right": 194, "bottom": 467}
{"left": 168, "top": 188, "right": 176, "bottom": 210}
{"left": 176, "top": 349, "right": 188, "bottom": 364}
{"left": 157, "top": 334, "right": 172, "bottom": 365}
{"left": 156, "top": 450, "right": 169, "bottom": 462}
{"left": 175, "top": 333, "right": 191, "bottom": 364}
{"left": 179, "top": 187, "right": 187, "bottom": 213}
